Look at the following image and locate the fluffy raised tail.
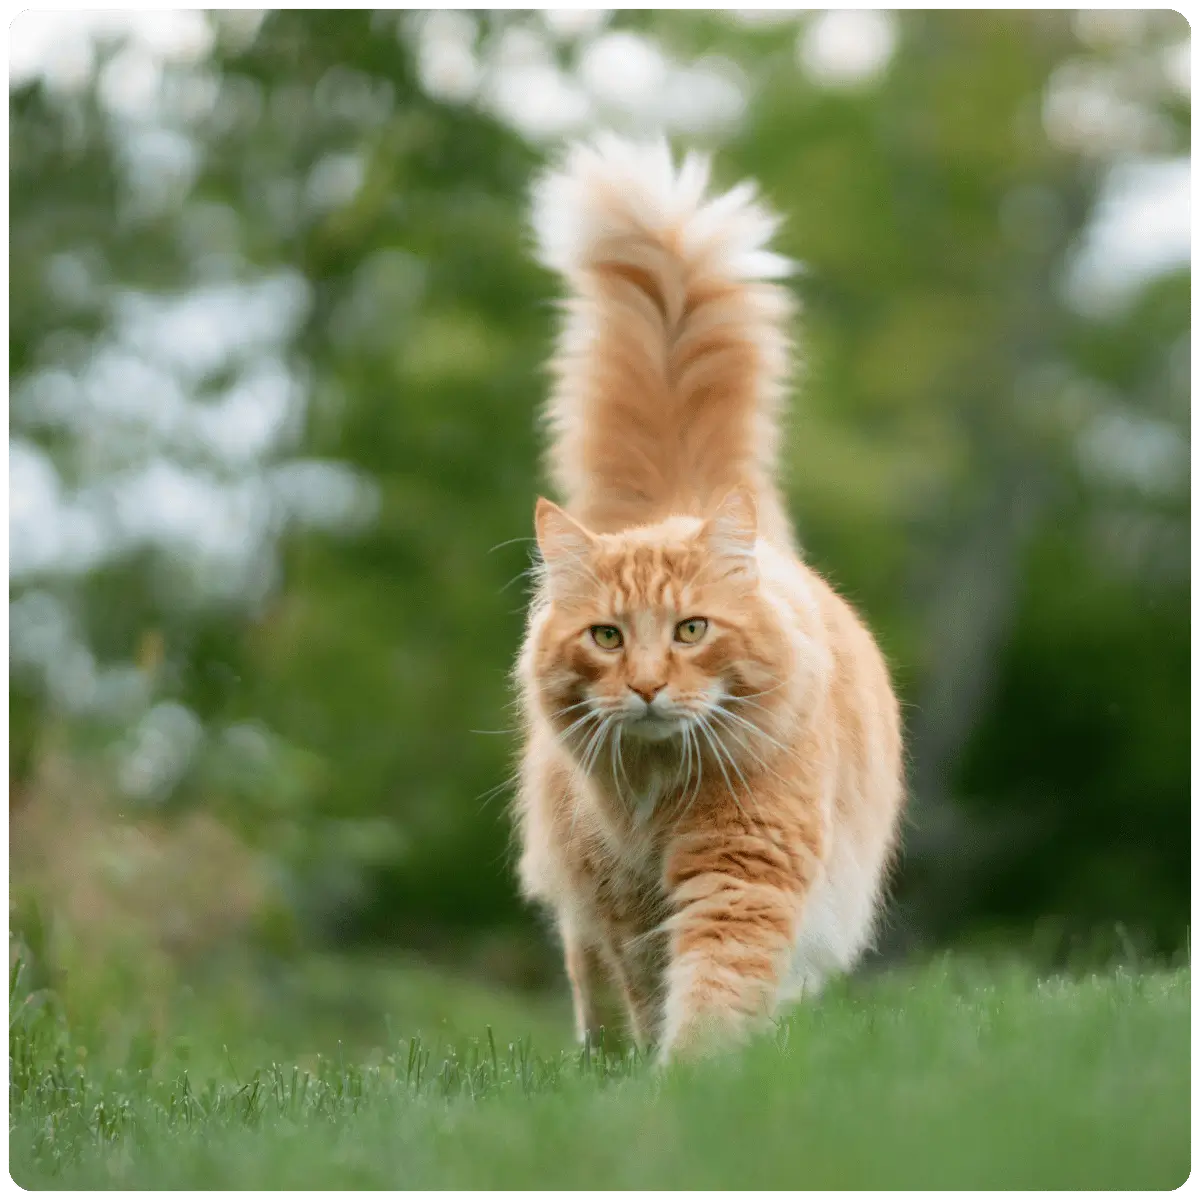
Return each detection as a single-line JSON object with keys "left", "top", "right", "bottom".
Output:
{"left": 530, "top": 135, "right": 797, "bottom": 546}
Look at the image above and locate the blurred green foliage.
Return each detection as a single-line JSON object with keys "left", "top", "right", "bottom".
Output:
{"left": 9, "top": 11, "right": 1190, "bottom": 981}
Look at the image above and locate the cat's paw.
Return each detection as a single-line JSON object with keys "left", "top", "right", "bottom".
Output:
{"left": 656, "top": 1008, "right": 744, "bottom": 1068}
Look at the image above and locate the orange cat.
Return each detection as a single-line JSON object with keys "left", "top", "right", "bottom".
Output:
{"left": 512, "top": 136, "right": 904, "bottom": 1064}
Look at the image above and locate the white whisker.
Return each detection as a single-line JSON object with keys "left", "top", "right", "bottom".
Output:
{"left": 550, "top": 697, "right": 597, "bottom": 722}
{"left": 708, "top": 709, "right": 789, "bottom": 799}
{"left": 725, "top": 678, "right": 787, "bottom": 704}
{"left": 615, "top": 724, "right": 635, "bottom": 805}
{"left": 714, "top": 704, "right": 795, "bottom": 760}
{"left": 557, "top": 708, "right": 602, "bottom": 750}
{"left": 610, "top": 732, "right": 629, "bottom": 809}
{"left": 475, "top": 771, "right": 520, "bottom": 812}
{"left": 704, "top": 714, "right": 764, "bottom": 825}
{"left": 695, "top": 715, "right": 753, "bottom": 826}
{"left": 679, "top": 724, "right": 705, "bottom": 820}
{"left": 710, "top": 710, "right": 774, "bottom": 771}
{"left": 487, "top": 535, "right": 537, "bottom": 555}
{"left": 499, "top": 566, "right": 540, "bottom": 594}
{"left": 566, "top": 714, "right": 612, "bottom": 844}
{"left": 673, "top": 724, "right": 692, "bottom": 794}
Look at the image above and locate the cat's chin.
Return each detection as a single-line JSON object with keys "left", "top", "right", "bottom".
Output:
{"left": 623, "top": 714, "right": 686, "bottom": 743}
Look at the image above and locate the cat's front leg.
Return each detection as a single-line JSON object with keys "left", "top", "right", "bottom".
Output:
{"left": 657, "top": 818, "right": 822, "bottom": 1064}
{"left": 604, "top": 927, "right": 666, "bottom": 1051}
{"left": 561, "top": 921, "right": 604, "bottom": 1044}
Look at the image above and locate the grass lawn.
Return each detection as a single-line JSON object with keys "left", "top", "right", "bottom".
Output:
{"left": 10, "top": 958, "right": 1189, "bottom": 1189}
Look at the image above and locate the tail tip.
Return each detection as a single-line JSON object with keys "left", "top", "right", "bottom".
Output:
{"left": 529, "top": 133, "right": 795, "bottom": 282}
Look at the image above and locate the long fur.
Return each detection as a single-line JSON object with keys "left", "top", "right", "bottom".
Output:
{"left": 513, "top": 136, "right": 905, "bottom": 1065}
{"left": 530, "top": 135, "right": 798, "bottom": 547}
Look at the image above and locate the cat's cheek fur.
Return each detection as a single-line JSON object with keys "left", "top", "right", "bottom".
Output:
{"left": 529, "top": 615, "right": 602, "bottom": 720}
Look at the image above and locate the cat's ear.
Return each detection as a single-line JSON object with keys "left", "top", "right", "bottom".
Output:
{"left": 700, "top": 487, "right": 759, "bottom": 580}
{"left": 534, "top": 498, "right": 596, "bottom": 596}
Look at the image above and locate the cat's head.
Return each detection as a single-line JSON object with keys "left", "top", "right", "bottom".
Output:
{"left": 523, "top": 489, "right": 791, "bottom": 755}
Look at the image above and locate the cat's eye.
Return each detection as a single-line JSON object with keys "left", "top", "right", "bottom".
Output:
{"left": 674, "top": 617, "right": 709, "bottom": 645}
{"left": 590, "top": 625, "right": 623, "bottom": 650}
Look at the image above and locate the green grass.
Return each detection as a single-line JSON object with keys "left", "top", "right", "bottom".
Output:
{"left": 10, "top": 958, "right": 1189, "bottom": 1189}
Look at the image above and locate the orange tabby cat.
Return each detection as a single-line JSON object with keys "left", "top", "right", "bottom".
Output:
{"left": 512, "top": 135, "right": 904, "bottom": 1064}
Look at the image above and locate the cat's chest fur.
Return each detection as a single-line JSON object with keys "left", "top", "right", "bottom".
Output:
{"left": 575, "top": 765, "right": 676, "bottom": 924}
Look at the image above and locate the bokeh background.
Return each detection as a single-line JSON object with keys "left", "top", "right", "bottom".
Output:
{"left": 9, "top": 10, "right": 1190, "bottom": 1052}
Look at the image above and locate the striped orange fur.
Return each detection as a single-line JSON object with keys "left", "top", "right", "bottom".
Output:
{"left": 512, "top": 136, "right": 905, "bottom": 1063}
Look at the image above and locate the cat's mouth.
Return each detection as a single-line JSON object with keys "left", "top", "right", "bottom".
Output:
{"left": 624, "top": 711, "right": 685, "bottom": 743}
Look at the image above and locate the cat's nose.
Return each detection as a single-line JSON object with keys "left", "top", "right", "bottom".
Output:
{"left": 629, "top": 683, "right": 666, "bottom": 704}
